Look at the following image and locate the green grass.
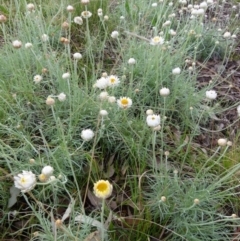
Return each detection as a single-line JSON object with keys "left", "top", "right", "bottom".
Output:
{"left": 0, "top": 0, "right": 240, "bottom": 240}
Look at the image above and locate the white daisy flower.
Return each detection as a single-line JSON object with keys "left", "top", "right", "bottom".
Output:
{"left": 81, "top": 11, "right": 92, "bottom": 18}
{"left": 94, "top": 77, "right": 108, "bottom": 89}
{"left": 107, "top": 75, "right": 120, "bottom": 87}
{"left": 150, "top": 36, "right": 164, "bottom": 45}
{"left": 74, "top": 16, "right": 83, "bottom": 25}
{"left": 33, "top": 75, "right": 42, "bottom": 84}
{"left": 117, "top": 97, "right": 132, "bottom": 109}
{"left": 14, "top": 170, "right": 36, "bottom": 193}
{"left": 146, "top": 114, "right": 161, "bottom": 127}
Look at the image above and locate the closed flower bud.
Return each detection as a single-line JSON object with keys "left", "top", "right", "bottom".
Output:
{"left": 99, "top": 91, "right": 109, "bottom": 100}
{"left": 38, "top": 173, "right": 49, "bottom": 182}
{"left": 41, "top": 34, "right": 49, "bottom": 42}
{"left": 153, "top": 125, "right": 161, "bottom": 131}
{"left": 73, "top": 52, "right": 82, "bottom": 60}
{"left": 161, "top": 196, "right": 166, "bottom": 202}
{"left": 62, "top": 72, "right": 70, "bottom": 79}
{"left": 172, "top": 67, "right": 181, "bottom": 75}
{"left": 206, "top": 90, "right": 217, "bottom": 100}
{"left": 194, "top": 198, "right": 200, "bottom": 204}
{"left": 99, "top": 110, "right": 108, "bottom": 116}
{"left": 217, "top": 138, "right": 227, "bottom": 147}
{"left": 62, "top": 21, "right": 69, "bottom": 29}
{"left": 128, "top": 58, "right": 136, "bottom": 65}
{"left": 108, "top": 96, "right": 116, "bottom": 103}
{"left": 111, "top": 31, "right": 119, "bottom": 38}
{"left": 46, "top": 96, "right": 55, "bottom": 106}
{"left": 58, "top": 93, "right": 66, "bottom": 102}
{"left": 0, "top": 14, "right": 7, "bottom": 23}
{"left": 81, "top": 129, "right": 94, "bottom": 141}
{"left": 25, "top": 42, "right": 33, "bottom": 48}
{"left": 81, "top": 0, "right": 90, "bottom": 4}
{"left": 104, "top": 15, "right": 109, "bottom": 21}
{"left": 146, "top": 109, "right": 154, "bottom": 115}
{"left": 66, "top": 5, "right": 74, "bottom": 12}
{"left": 12, "top": 40, "right": 22, "bottom": 49}
{"left": 159, "top": 87, "right": 170, "bottom": 96}
{"left": 27, "top": 3, "right": 35, "bottom": 11}
{"left": 55, "top": 219, "right": 62, "bottom": 228}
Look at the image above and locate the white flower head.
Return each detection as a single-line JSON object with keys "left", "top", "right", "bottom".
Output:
{"left": 128, "top": 58, "right": 136, "bottom": 65}
{"left": 117, "top": 97, "right": 132, "bottom": 109}
{"left": 107, "top": 75, "right": 120, "bottom": 87}
{"left": 62, "top": 72, "right": 70, "bottom": 79}
{"left": 26, "top": 3, "right": 35, "bottom": 11}
{"left": 200, "top": 1, "right": 208, "bottom": 9}
{"left": 146, "top": 114, "right": 161, "bottom": 127}
{"left": 12, "top": 40, "right": 22, "bottom": 49}
{"left": 98, "top": 8, "right": 103, "bottom": 16}
{"left": 94, "top": 77, "right": 108, "bottom": 89}
{"left": 33, "top": 75, "right": 43, "bottom": 84}
{"left": 159, "top": 87, "right": 170, "bottom": 96}
{"left": 74, "top": 16, "right": 83, "bottom": 25}
{"left": 81, "top": 11, "right": 92, "bottom": 18}
{"left": 73, "top": 52, "right": 82, "bottom": 60}
{"left": 41, "top": 165, "right": 54, "bottom": 176}
{"left": 41, "top": 34, "right": 49, "bottom": 42}
{"left": 169, "top": 29, "right": 176, "bottom": 36}
{"left": 223, "top": 31, "right": 231, "bottom": 39}
{"left": 0, "top": 14, "right": 7, "bottom": 23}
{"left": 111, "top": 31, "right": 119, "bottom": 38}
{"left": 150, "top": 36, "right": 164, "bottom": 45}
{"left": 163, "top": 20, "right": 171, "bottom": 27}
{"left": 152, "top": 3, "right": 158, "bottom": 7}
{"left": 108, "top": 96, "right": 116, "bottom": 103}
{"left": 172, "top": 67, "right": 181, "bottom": 75}
{"left": 104, "top": 15, "right": 109, "bottom": 21}
{"left": 14, "top": 170, "right": 36, "bottom": 193}
{"left": 99, "top": 91, "right": 109, "bottom": 100}
{"left": 25, "top": 42, "right": 33, "bottom": 49}
{"left": 81, "top": 129, "right": 94, "bottom": 141}
{"left": 46, "top": 96, "right": 55, "bottom": 106}
{"left": 81, "top": 0, "right": 90, "bottom": 4}
{"left": 237, "top": 105, "right": 240, "bottom": 117}
{"left": 58, "top": 92, "right": 66, "bottom": 102}
{"left": 99, "top": 110, "right": 108, "bottom": 116}
{"left": 146, "top": 109, "right": 154, "bottom": 115}
{"left": 206, "top": 90, "right": 217, "bottom": 100}
{"left": 217, "top": 138, "right": 227, "bottom": 147}
{"left": 66, "top": 5, "right": 74, "bottom": 12}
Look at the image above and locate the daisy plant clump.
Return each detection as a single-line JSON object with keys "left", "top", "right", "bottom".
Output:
{"left": 1, "top": 0, "right": 240, "bottom": 240}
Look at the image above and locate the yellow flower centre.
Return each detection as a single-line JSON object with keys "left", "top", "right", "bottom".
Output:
{"left": 151, "top": 117, "right": 156, "bottom": 120}
{"left": 110, "top": 78, "right": 116, "bottom": 83}
{"left": 20, "top": 177, "right": 27, "bottom": 184}
{"left": 153, "top": 37, "right": 160, "bottom": 42}
{"left": 121, "top": 98, "right": 128, "bottom": 105}
{"left": 97, "top": 182, "right": 108, "bottom": 192}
